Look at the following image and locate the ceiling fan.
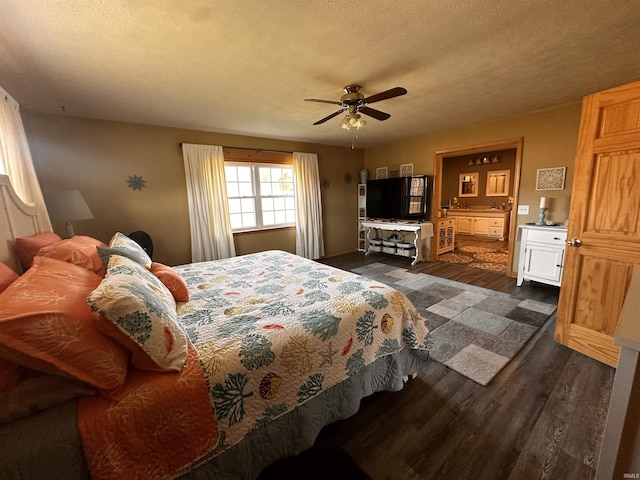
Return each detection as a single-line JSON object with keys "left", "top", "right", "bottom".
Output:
{"left": 305, "top": 85, "right": 407, "bottom": 129}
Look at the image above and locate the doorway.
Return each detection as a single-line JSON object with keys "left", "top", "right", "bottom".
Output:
{"left": 432, "top": 138, "right": 523, "bottom": 277}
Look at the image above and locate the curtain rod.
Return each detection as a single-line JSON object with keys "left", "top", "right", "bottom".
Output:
{"left": 179, "top": 143, "right": 293, "bottom": 154}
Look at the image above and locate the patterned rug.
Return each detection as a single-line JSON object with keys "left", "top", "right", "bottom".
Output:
{"left": 438, "top": 245, "right": 509, "bottom": 272}
{"left": 351, "top": 263, "right": 557, "bottom": 386}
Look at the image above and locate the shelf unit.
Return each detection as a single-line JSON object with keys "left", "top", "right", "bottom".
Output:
{"left": 361, "top": 220, "right": 434, "bottom": 265}
{"left": 358, "top": 184, "right": 367, "bottom": 252}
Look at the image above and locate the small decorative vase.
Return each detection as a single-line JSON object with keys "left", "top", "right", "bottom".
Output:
{"left": 359, "top": 169, "right": 369, "bottom": 184}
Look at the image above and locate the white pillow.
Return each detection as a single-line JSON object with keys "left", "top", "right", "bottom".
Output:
{"left": 86, "top": 254, "right": 188, "bottom": 371}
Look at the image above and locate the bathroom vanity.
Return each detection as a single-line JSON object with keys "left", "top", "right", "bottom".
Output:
{"left": 446, "top": 208, "right": 511, "bottom": 240}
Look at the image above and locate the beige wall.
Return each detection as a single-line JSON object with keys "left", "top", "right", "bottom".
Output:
{"left": 364, "top": 101, "right": 583, "bottom": 268}
{"left": 22, "top": 101, "right": 583, "bottom": 269}
{"left": 22, "top": 112, "right": 364, "bottom": 266}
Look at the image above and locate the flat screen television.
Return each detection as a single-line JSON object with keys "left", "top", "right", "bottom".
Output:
{"left": 366, "top": 176, "right": 429, "bottom": 220}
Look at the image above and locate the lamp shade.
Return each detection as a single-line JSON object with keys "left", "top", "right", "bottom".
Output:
{"left": 44, "top": 190, "right": 93, "bottom": 237}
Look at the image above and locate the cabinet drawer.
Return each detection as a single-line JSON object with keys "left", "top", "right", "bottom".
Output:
{"left": 526, "top": 228, "right": 567, "bottom": 245}
{"left": 489, "top": 227, "right": 503, "bottom": 236}
{"left": 438, "top": 219, "right": 455, "bottom": 227}
{"left": 489, "top": 218, "right": 504, "bottom": 227}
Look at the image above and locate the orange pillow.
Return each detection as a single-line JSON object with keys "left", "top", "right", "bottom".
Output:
{"left": 37, "top": 235, "right": 107, "bottom": 275}
{"left": 14, "top": 231, "right": 62, "bottom": 270}
{"left": 0, "top": 355, "right": 23, "bottom": 391}
{"left": 0, "top": 256, "right": 128, "bottom": 392}
{"left": 0, "top": 262, "right": 19, "bottom": 293}
{"left": 150, "top": 262, "right": 190, "bottom": 302}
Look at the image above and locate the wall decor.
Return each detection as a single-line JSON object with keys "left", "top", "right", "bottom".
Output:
{"left": 400, "top": 163, "right": 414, "bottom": 177}
{"left": 321, "top": 178, "right": 330, "bottom": 189}
{"left": 536, "top": 167, "right": 566, "bottom": 190}
{"left": 376, "top": 167, "right": 388, "bottom": 179}
{"left": 344, "top": 172, "right": 352, "bottom": 184}
{"left": 127, "top": 174, "right": 146, "bottom": 191}
{"left": 459, "top": 172, "right": 479, "bottom": 197}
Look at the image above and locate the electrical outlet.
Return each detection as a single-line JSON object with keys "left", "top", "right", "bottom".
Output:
{"left": 517, "top": 205, "right": 529, "bottom": 214}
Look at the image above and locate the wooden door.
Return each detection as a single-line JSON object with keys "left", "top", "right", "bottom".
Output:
{"left": 555, "top": 80, "right": 640, "bottom": 367}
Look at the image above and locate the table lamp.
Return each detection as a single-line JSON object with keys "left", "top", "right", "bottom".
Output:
{"left": 44, "top": 190, "right": 94, "bottom": 238}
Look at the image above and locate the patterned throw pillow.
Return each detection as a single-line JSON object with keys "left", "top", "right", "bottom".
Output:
{"left": 86, "top": 255, "right": 189, "bottom": 372}
{"left": 37, "top": 235, "right": 107, "bottom": 275}
{"left": 97, "top": 232, "right": 152, "bottom": 270}
{"left": 0, "top": 256, "right": 129, "bottom": 391}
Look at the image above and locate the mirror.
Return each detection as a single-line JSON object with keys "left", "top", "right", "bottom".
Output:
{"left": 459, "top": 172, "right": 478, "bottom": 197}
{"left": 486, "top": 170, "right": 510, "bottom": 196}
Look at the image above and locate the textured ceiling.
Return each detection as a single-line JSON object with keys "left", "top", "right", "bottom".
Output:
{"left": 1, "top": 0, "right": 640, "bottom": 148}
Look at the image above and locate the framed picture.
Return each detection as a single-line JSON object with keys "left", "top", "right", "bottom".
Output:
{"left": 400, "top": 163, "right": 414, "bottom": 177}
{"left": 376, "top": 167, "right": 388, "bottom": 179}
{"left": 536, "top": 167, "right": 566, "bottom": 190}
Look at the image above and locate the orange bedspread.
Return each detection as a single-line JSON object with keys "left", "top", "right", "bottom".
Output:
{"left": 78, "top": 344, "right": 218, "bottom": 480}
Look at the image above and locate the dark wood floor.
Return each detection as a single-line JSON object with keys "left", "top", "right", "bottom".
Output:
{"left": 312, "top": 251, "right": 615, "bottom": 480}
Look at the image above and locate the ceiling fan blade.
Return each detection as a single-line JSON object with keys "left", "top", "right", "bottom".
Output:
{"left": 313, "top": 108, "right": 346, "bottom": 125}
{"left": 359, "top": 106, "right": 391, "bottom": 121}
{"left": 304, "top": 98, "right": 342, "bottom": 105}
{"left": 363, "top": 87, "right": 407, "bottom": 104}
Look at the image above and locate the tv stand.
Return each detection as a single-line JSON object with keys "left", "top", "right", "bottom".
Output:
{"left": 361, "top": 220, "right": 434, "bottom": 265}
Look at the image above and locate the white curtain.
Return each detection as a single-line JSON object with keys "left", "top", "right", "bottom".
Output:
{"left": 0, "top": 85, "right": 52, "bottom": 231}
{"left": 293, "top": 152, "right": 325, "bottom": 259}
{"left": 182, "top": 143, "right": 236, "bottom": 262}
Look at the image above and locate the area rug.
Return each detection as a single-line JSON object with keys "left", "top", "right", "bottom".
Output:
{"left": 438, "top": 245, "right": 509, "bottom": 272}
{"left": 257, "top": 446, "right": 370, "bottom": 480}
{"left": 351, "top": 263, "right": 558, "bottom": 386}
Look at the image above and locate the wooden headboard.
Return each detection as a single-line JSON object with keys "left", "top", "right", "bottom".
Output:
{"left": 0, "top": 175, "right": 41, "bottom": 272}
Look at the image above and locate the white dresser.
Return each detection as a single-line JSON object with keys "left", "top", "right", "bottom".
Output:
{"left": 517, "top": 224, "right": 568, "bottom": 287}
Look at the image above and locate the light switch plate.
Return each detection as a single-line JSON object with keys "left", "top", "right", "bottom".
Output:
{"left": 517, "top": 205, "right": 529, "bottom": 214}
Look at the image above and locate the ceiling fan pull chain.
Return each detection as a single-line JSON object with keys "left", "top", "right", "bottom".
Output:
{"left": 351, "top": 132, "right": 359, "bottom": 150}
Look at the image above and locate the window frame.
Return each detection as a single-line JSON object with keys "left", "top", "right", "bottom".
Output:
{"left": 225, "top": 159, "right": 296, "bottom": 233}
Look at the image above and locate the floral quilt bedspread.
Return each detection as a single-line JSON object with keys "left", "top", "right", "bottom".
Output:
{"left": 175, "top": 250, "right": 430, "bottom": 453}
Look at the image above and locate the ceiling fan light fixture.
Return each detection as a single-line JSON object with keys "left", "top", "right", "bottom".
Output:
{"left": 341, "top": 113, "right": 366, "bottom": 130}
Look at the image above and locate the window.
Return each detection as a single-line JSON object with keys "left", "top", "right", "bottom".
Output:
{"left": 225, "top": 162, "right": 295, "bottom": 231}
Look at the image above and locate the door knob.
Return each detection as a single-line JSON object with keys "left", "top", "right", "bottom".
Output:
{"left": 567, "top": 238, "right": 582, "bottom": 247}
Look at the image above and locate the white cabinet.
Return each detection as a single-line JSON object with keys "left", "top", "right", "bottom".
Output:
{"left": 517, "top": 225, "right": 568, "bottom": 287}
{"left": 437, "top": 218, "right": 456, "bottom": 255}
{"left": 473, "top": 217, "right": 490, "bottom": 235}
{"left": 358, "top": 184, "right": 367, "bottom": 252}
{"left": 456, "top": 216, "right": 473, "bottom": 234}
{"left": 447, "top": 210, "right": 510, "bottom": 240}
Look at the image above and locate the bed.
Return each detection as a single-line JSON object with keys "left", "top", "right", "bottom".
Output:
{"left": 0, "top": 174, "right": 431, "bottom": 479}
